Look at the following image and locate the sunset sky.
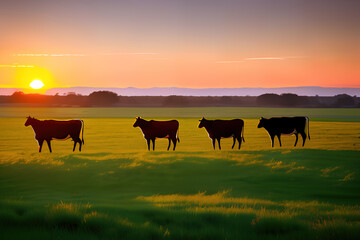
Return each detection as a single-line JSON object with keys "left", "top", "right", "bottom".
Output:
{"left": 0, "top": 0, "right": 359, "bottom": 91}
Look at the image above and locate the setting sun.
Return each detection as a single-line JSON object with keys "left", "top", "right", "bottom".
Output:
{"left": 29, "top": 79, "right": 44, "bottom": 89}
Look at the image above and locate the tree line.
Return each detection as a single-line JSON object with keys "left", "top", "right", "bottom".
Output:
{"left": 0, "top": 91, "right": 359, "bottom": 108}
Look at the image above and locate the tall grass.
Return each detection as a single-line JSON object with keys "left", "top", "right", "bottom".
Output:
{"left": 0, "top": 108, "right": 359, "bottom": 239}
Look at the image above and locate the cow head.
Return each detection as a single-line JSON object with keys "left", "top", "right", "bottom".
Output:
{"left": 198, "top": 117, "right": 207, "bottom": 128}
{"left": 257, "top": 117, "right": 266, "bottom": 128}
{"left": 133, "top": 117, "right": 144, "bottom": 128}
{"left": 25, "top": 116, "right": 33, "bottom": 126}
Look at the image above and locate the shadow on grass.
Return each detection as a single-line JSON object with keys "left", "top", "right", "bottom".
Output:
{"left": 1, "top": 199, "right": 359, "bottom": 240}
{"left": 0, "top": 149, "right": 359, "bottom": 239}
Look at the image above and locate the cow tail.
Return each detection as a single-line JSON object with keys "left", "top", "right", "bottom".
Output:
{"left": 242, "top": 124, "right": 245, "bottom": 142}
{"left": 306, "top": 117, "right": 310, "bottom": 140}
{"left": 81, "top": 120, "right": 85, "bottom": 144}
{"left": 177, "top": 125, "right": 180, "bottom": 142}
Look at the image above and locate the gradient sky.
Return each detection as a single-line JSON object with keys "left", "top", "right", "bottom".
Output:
{"left": 0, "top": 0, "right": 359, "bottom": 91}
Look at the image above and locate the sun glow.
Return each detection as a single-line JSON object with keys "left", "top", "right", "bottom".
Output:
{"left": 30, "top": 79, "right": 44, "bottom": 89}
{"left": 14, "top": 67, "right": 54, "bottom": 92}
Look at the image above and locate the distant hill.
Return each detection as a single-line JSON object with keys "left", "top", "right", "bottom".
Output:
{"left": 0, "top": 88, "right": 21, "bottom": 95}
{"left": 45, "top": 86, "right": 360, "bottom": 96}
{"left": 1, "top": 86, "right": 360, "bottom": 96}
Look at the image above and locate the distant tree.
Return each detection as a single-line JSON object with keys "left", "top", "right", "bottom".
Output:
{"left": 88, "top": 91, "right": 119, "bottom": 106}
{"left": 305, "top": 96, "right": 320, "bottom": 107}
{"left": 334, "top": 94, "right": 355, "bottom": 107}
{"left": 61, "top": 92, "right": 86, "bottom": 106}
{"left": 257, "top": 93, "right": 281, "bottom": 106}
{"left": 280, "top": 93, "right": 300, "bottom": 106}
{"left": 163, "top": 95, "right": 189, "bottom": 106}
{"left": 10, "top": 91, "right": 26, "bottom": 103}
{"left": 220, "top": 96, "right": 232, "bottom": 104}
{"left": 219, "top": 96, "right": 241, "bottom": 106}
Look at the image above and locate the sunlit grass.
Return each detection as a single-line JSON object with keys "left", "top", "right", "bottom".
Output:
{"left": 1, "top": 108, "right": 360, "bottom": 157}
{"left": 0, "top": 108, "right": 360, "bottom": 239}
{"left": 137, "top": 190, "right": 360, "bottom": 218}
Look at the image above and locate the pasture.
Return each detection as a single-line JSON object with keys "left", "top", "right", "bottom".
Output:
{"left": 0, "top": 107, "right": 360, "bottom": 239}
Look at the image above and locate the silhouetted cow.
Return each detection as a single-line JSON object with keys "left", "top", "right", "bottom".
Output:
{"left": 198, "top": 117, "right": 245, "bottom": 150}
{"left": 25, "top": 116, "right": 84, "bottom": 152}
{"left": 133, "top": 117, "right": 180, "bottom": 151}
{"left": 257, "top": 116, "right": 310, "bottom": 147}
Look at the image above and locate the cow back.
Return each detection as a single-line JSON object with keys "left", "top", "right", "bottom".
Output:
{"left": 263, "top": 117, "right": 307, "bottom": 134}
{"left": 141, "top": 120, "right": 179, "bottom": 139}
{"left": 38, "top": 120, "right": 82, "bottom": 139}
{"left": 205, "top": 119, "right": 244, "bottom": 138}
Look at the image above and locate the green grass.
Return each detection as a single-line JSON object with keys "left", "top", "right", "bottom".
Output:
{"left": 1, "top": 107, "right": 360, "bottom": 121}
{"left": 0, "top": 107, "right": 360, "bottom": 239}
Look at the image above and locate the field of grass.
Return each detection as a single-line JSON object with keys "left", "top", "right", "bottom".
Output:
{"left": 0, "top": 107, "right": 360, "bottom": 239}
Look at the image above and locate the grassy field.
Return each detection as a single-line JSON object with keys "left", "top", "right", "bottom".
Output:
{"left": 0, "top": 107, "right": 360, "bottom": 239}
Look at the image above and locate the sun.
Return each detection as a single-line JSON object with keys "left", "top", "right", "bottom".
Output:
{"left": 30, "top": 79, "right": 45, "bottom": 89}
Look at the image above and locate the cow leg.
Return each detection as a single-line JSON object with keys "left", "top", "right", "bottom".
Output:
{"left": 277, "top": 135, "right": 282, "bottom": 147}
{"left": 146, "top": 138, "right": 151, "bottom": 151}
{"left": 232, "top": 137, "right": 236, "bottom": 149}
{"left": 151, "top": 139, "right": 155, "bottom": 151}
{"left": 73, "top": 141, "right": 77, "bottom": 151}
{"left": 301, "top": 132, "right": 307, "bottom": 146}
{"left": 237, "top": 137, "right": 242, "bottom": 149}
{"left": 172, "top": 137, "right": 177, "bottom": 151}
{"left": 217, "top": 138, "right": 221, "bottom": 150}
{"left": 38, "top": 139, "right": 44, "bottom": 152}
{"left": 212, "top": 138, "right": 216, "bottom": 150}
{"left": 270, "top": 135, "right": 275, "bottom": 147}
{"left": 167, "top": 138, "right": 171, "bottom": 151}
{"left": 294, "top": 133, "right": 299, "bottom": 147}
{"left": 73, "top": 137, "right": 82, "bottom": 152}
{"left": 46, "top": 140, "right": 52, "bottom": 153}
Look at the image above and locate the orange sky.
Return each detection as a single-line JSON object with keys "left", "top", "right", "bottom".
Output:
{"left": 0, "top": 0, "right": 359, "bottom": 92}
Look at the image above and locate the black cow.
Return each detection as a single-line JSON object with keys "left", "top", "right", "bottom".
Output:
{"left": 133, "top": 117, "right": 180, "bottom": 151}
{"left": 257, "top": 116, "right": 310, "bottom": 147}
{"left": 198, "top": 118, "right": 245, "bottom": 150}
{"left": 25, "top": 116, "right": 84, "bottom": 152}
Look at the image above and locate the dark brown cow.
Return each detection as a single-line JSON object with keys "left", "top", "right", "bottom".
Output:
{"left": 257, "top": 116, "right": 310, "bottom": 147}
{"left": 198, "top": 118, "right": 245, "bottom": 150}
{"left": 133, "top": 117, "right": 180, "bottom": 151}
{"left": 25, "top": 116, "right": 84, "bottom": 152}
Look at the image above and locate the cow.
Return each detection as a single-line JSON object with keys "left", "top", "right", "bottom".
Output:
{"left": 198, "top": 117, "right": 245, "bottom": 150}
{"left": 257, "top": 116, "right": 310, "bottom": 147}
{"left": 133, "top": 117, "right": 180, "bottom": 151}
{"left": 25, "top": 116, "right": 84, "bottom": 152}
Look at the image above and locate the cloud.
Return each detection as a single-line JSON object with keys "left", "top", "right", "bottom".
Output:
{"left": 13, "top": 53, "right": 86, "bottom": 57}
{"left": 216, "top": 56, "right": 304, "bottom": 63}
{"left": 244, "top": 57, "right": 284, "bottom": 60}
{"left": 126, "top": 52, "right": 160, "bottom": 55}
{"left": 0, "top": 64, "right": 35, "bottom": 68}
{"left": 216, "top": 60, "right": 244, "bottom": 64}
{"left": 12, "top": 52, "right": 161, "bottom": 57}
{"left": 144, "top": 58, "right": 169, "bottom": 61}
